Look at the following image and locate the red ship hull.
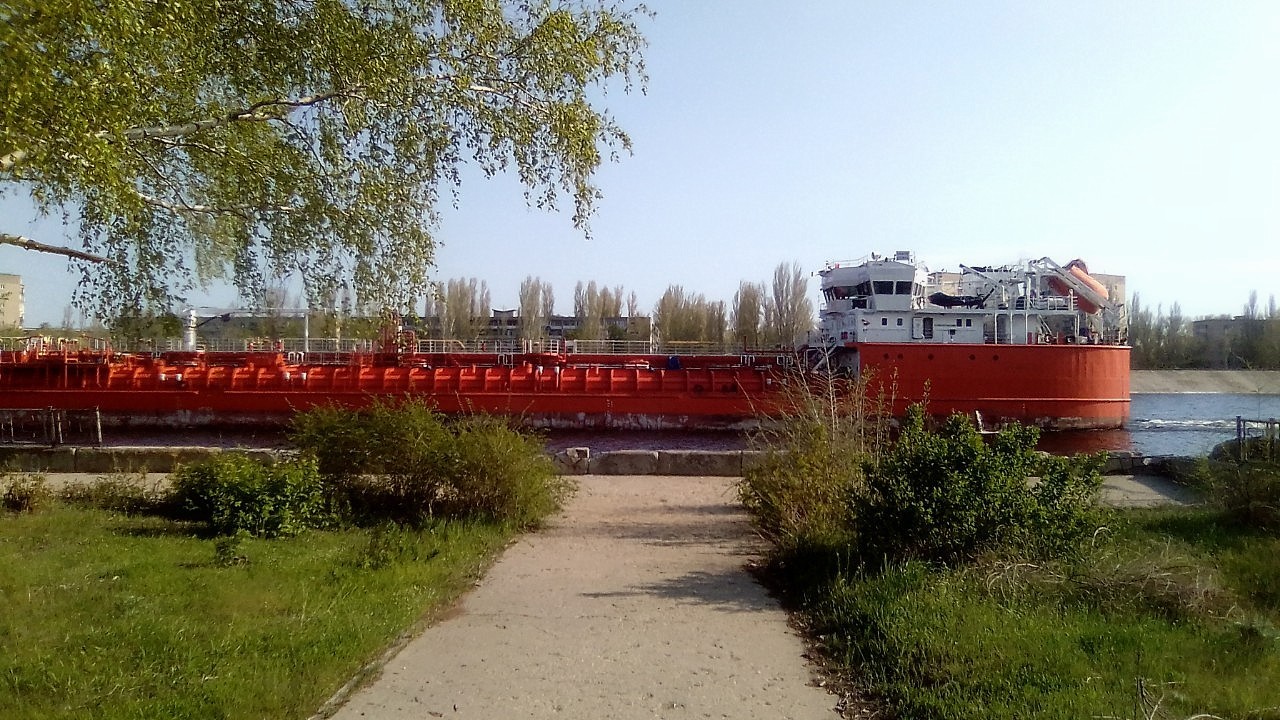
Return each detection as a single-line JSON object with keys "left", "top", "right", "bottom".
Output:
{"left": 0, "top": 343, "right": 1129, "bottom": 431}
{"left": 0, "top": 350, "right": 790, "bottom": 430}
{"left": 854, "top": 342, "right": 1130, "bottom": 429}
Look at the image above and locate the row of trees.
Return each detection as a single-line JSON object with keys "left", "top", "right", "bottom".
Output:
{"left": 418, "top": 261, "right": 815, "bottom": 347}
{"left": 1129, "top": 291, "right": 1280, "bottom": 369}
{"left": 651, "top": 262, "right": 815, "bottom": 347}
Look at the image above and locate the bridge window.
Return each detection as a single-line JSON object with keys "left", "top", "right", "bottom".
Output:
{"left": 895, "top": 281, "right": 912, "bottom": 294}
{"left": 873, "top": 281, "right": 894, "bottom": 294}
{"left": 881, "top": 317, "right": 888, "bottom": 326}
{"left": 896, "top": 318, "right": 903, "bottom": 326}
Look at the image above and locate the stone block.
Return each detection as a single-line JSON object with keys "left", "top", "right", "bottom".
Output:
{"left": 589, "top": 450, "right": 659, "bottom": 476}
{"left": 656, "top": 450, "right": 742, "bottom": 476}
{"left": 551, "top": 447, "right": 591, "bottom": 475}
{"left": 0, "top": 447, "right": 77, "bottom": 473}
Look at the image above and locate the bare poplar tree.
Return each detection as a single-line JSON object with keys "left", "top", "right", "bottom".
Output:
{"left": 518, "top": 276, "right": 550, "bottom": 342}
{"left": 441, "top": 278, "right": 490, "bottom": 340}
{"left": 765, "top": 261, "right": 813, "bottom": 347}
{"left": 730, "top": 281, "right": 765, "bottom": 348}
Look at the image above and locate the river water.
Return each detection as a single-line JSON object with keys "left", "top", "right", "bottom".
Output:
{"left": 85, "top": 393, "right": 1280, "bottom": 459}
{"left": 545, "top": 393, "right": 1280, "bottom": 459}
{"left": 1042, "top": 393, "right": 1280, "bottom": 458}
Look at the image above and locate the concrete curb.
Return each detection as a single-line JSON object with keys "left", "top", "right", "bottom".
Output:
{"left": 1, "top": 445, "right": 1195, "bottom": 478}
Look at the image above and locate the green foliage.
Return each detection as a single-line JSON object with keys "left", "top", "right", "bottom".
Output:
{"left": 1, "top": 472, "right": 51, "bottom": 514}
{"left": 213, "top": 530, "right": 251, "bottom": 567}
{"left": 739, "top": 375, "right": 883, "bottom": 552}
{"left": 60, "top": 473, "right": 169, "bottom": 515}
{"left": 2, "top": 0, "right": 648, "bottom": 317}
{"left": 443, "top": 416, "right": 571, "bottom": 528}
{"left": 1193, "top": 458, "right": 1280, "bottom": 531}
{"left": 795, "top": 508, "right": 1280, "bottom": 720}
{"left": 171, "top": 454, "right": 326, "bottom": 537}
{"left": 0, "top": 503, "right": 508, "bottom": 719}
{"left": 290, "top": 400, "right": 569, "bottom": 528}
{"left": 859, "top": 407, "right": 1103, "bottom": 564}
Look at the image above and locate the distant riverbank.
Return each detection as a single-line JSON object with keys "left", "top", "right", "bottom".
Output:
{"left": 1131, "top": 370, "right": 1280, "bottom": 394}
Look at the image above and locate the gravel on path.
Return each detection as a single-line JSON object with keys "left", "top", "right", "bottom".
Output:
{"left": 326, "top": 475, "right": 840, "bottom": 719}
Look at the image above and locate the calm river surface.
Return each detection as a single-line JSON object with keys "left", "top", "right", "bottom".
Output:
{"left": 546, "top": 393, "right": 1280, "bottom": 459}
{"left": 93, "top": 393, "right": 1280, "bottom": 459}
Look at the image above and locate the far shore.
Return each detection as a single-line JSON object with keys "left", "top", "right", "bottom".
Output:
{"left": 1131, "top": 370, "right": 1280, "bottom": 394}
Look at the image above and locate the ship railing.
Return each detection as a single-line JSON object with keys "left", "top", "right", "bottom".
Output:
{"left": 1012, "top": 295, "right": 1077, "bottom": 312}
{"left": 45, "top": 336, "right": 786, "bottom": 358}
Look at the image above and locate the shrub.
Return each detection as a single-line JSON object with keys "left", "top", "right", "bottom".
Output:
{"left": 739, "top": 374, "right": 885, "bottom": 551}
{"left": 60, "top": 473, "right": 170, "bottom": 515}
{"left": 170, "top": 454, "right": 326, "bottom": 537}
{"left": 858, "top": 406, "right": 1102, "bottom": 565}
{"left": 1194, "top": 458, "right": 1280, "bottom": 531}
{"left": 291, "top": 399, "right": 570, "bottom": 527}
{"left": 444, "top": 416, "right": 570, "bottom": 528}
{"left": 2, "top": 473, "right": 51, "bottom": 514}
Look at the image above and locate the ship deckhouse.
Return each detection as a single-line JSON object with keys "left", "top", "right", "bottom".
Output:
{"left": 817, "top": 252, "right": 1125, "bottom": 355}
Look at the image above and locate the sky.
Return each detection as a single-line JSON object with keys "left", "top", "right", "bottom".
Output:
{"left": 3, "top": 0, "right": 1278, "bottom": 326}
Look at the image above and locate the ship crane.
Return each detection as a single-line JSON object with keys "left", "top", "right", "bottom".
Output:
{"left": 957, "top": 263, "right": 1025, "bottom": 308}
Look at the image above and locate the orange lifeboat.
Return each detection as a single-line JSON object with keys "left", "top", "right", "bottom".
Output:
{"left": 1047, "top": 259, "right": 1108, "bottom": 314}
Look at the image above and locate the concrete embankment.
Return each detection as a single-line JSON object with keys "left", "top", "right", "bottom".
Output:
{"left": 1132, "top": 370, "right": 1280, "bottom": 394}
{"left": 0, "top": 444, "right": 1193, "bottom": 478}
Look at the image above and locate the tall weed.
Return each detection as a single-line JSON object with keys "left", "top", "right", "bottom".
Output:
{"left": 2, "top": 472, "right": 51, "bottom": 514}
{"left": 171, "top": 454, "right": 326, "bottom": 537}
{"left": 1194, "top": 458, "right": 1280, "bottom": 531}
{"left": 739, "top": 373, "right": 887, "bottom": 552}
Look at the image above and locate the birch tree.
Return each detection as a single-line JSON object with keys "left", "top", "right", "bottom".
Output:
{"left": 0, "top": 0, "right": 648, "bottom": 319}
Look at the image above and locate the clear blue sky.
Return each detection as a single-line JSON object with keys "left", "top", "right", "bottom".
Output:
{"left": 3, "top": 0, "right": 1278, "bottom": 326}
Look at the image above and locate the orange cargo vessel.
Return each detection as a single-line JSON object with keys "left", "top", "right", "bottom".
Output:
{"left": 0, "top": 252, "right": 1129, "bottom": 432}
{"left": 0, "top": 343, "right": 795, "bottom": 430}
{"left": 813, "top": 252, "right": 1129, "bottom": 429}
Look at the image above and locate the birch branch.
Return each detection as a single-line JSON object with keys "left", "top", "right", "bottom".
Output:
{"left": 1, "top": 88, "right": 364, "bottom": 172}
{"left": 0, "top": 233, "right": 116, "bottom": 264}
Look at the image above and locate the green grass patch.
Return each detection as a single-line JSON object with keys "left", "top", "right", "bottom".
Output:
{"left": 790, "top": 507, "right": 1280, "bottom": 719}
{"left": 0, "top": 502, "right": 510, "bottom": 719}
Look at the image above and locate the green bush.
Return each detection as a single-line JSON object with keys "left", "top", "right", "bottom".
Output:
{"left": 739, "top": 375, "right": 884, "bottom": 551}
{"left": 1194, "top": 458, "right": 1280, "bottom": 531}
{"left": 170, "top": 454, "right": 327, "bottom": 537}
{"left": 291, "top": 400, "right": 570, "bottom": 528}
{"left": 2, "top": 473, "right": 51, "bottom": 514}
{"left": 858, "top": 407, "right": 1102, "bottom": 564}
{"left": 444, "top": 416, "right": 569, "bottom": 528}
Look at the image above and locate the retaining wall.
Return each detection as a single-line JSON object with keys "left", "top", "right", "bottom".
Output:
{"left": 1, "top": 444, "right": 1193, "bottom": 478}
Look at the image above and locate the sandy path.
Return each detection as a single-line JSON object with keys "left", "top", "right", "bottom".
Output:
{"left": 327, "top": 475, "right": 838, "bottom": 719}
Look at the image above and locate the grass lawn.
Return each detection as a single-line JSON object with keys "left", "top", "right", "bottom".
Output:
{"left": 0, "top": 503, "right": 510, "bottom": 719}
{"left": 797, "top": 507, "right": 1280, "bottom": 719}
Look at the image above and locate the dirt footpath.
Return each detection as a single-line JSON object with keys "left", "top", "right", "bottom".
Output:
{"left": 328, "top": 475, "right": 839, "bottom": 720}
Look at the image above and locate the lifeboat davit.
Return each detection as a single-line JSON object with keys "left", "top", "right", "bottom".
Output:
{"left": 1047, "top": 259, "right": 1108, "bottom": 314}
